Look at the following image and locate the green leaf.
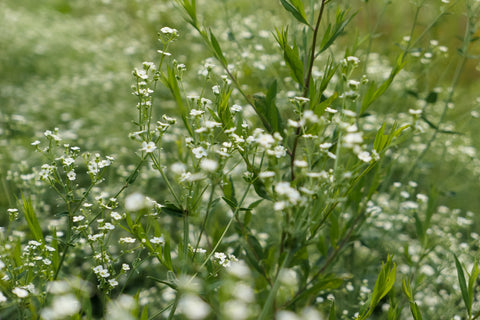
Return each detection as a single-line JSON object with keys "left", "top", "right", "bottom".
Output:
{"left": 140, "top": 305, "right": 148, "bottom": 320}
{"left": 401, "top": 279, "right": 422, "bottom": 319}
{"left": 312, "top": 92, "right": 337, "bottom": 117}
{"left": 162, "top": 66, "right": 193, "bottom": 136}
{"left": 253, "top": 81, "right": 284, "bottom": 135}
{"left": 290, "top": 274, "right": 343, "bottom": 306}
{"left": 454, "top": 254, "right": 471, "bottom": 316}
{"left": 357, "top": 255, "right": 396, "bottom": 320}
{"left": 209, "top": 29, "right": 227, "bottom": 66}
{"left": 425, "top": 91, "right": 438, "bottom": 104}
{"left": 280, "top": 0, "right": 311, "bottom": 27}
{"left": 22, "top": 194, "right": 44, "bottom": 243}
{"left": 319, "top": 8, "right": 356, "bottom": 54}
{"left": 163, "top": 239, "right": 173, "bottom": 271}
{"left": 274, "top": 27, "right": 305, "bottom": 87}
{"left": 469, "top": 261, "right": 479, "bottom": 314}
{"left": 328, "top": 301, "right": 336, "bottom": 320}
{"left": 162, "top": 202, "right": 185, "bottom": 217}
{"left": 361, "top": 55, "right": 406, "bottom": 113}
{"left": 253, "top": 175, "right": 271, "bottom": 200}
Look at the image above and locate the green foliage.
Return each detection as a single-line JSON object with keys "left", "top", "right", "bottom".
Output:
{"left": 2, "top": 0, "right": 480, "bottom": 319}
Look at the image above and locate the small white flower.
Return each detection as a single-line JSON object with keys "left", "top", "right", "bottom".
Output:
{"left": 190, "top": 109, "right": 204, "bottom": 117}
{"left": 408, "top": 108, "right": 422, "bottom": 115}
{"left": 119, "top": 237, "right": 136, "bottom": 244}
{"left": 151, "top": 236, "right": 165, "bottom": 245}
{"left": 122, "top": 264, "right": 130, "bottom": 271}
{"left": 200, "top": 159, "right": 219, "bottom": 172}
{"left": 161, "top": 27, "right": 178, "bottom": 35}
{"left": 325, "top": 107, "right": 337, "bottom": 113}
{"left": 67, "top": 170, "right": 76, "bottom": 181}
{"left": 357, "top": 151, "right": 372, "bottom": 163}
{"left": 294, "top": 160, "right": 308, "bottom": 168}
{"left": 0, "top": 291, "right": 6, "bottom": 303}
{"left": 72, "top": 215, "right": 84, "bottom": 222}
{"left": 141, "top": 141, "right": 157, "bottom": 153}
{"left": 212, "top": 85, "right": 220, "bottom": 95}
{"left": 178, "top": 294, "right": 210, "bottom": 320}
{"left": 192, "top": 146, "right": 207, "bottom": 159}
{"left": 320, "top": 142, "right": 332, "bottom": 149}
{"left": 63, "top": 157, "right": 75, "bottom": 166}
{"left": 157, "top": 50, "right": 171, "bottom": 56}
{"left": 125, "top": 193, "right": 148, "bottom": 211}
{"left": 231, "top": 104, "right": 242, "bottom": 112}
{"left": 256, "top": 133, "right": 275, "bottom": 148}
{"left": 108, "top": 279, "right": 119, "bottom": 287}
{"left": 12, "top": 287, "right": 29, "bottom": 298}
{"left": 111, "top": 212, "right": 123, "bottom": 220}
{"left": 259, "top": 171, "right": 275, "bottom": 178}
{"left": 99, "top": 269, "right": 110, "bottom": 278}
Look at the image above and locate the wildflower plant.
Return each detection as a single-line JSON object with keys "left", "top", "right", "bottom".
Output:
{"left": 2, "top": 0, "right": 480, "bottom": 319}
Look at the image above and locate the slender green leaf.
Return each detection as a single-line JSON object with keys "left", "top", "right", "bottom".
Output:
{"left": 163, "top": 239, "right": 173, "bottom": 271}
{"left": 140, "top": 305, "right": 148, "bottom": 320}
{"left": 328, "top": 301, "right": 336, "bottom": 320}
{"left": 22, "top": 194, "right": 44, "bottom": 243}
{"left": 454, "top": 254, "right": 471, "bottom": 316}
{"left": 280, "top": 0, "right": 310, "bottom": 27}
{"left": 274, "top": 27, "right": 305, "bottom": 86}
{"left": 209, "top": 29, "right": 227, "bottom": 66}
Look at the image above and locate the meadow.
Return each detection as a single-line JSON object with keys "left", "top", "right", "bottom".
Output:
{"left": 1, "top": 0, "right": 480, "bottom": 319}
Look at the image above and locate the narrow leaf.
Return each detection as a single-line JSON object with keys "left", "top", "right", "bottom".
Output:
{"left": 22, "top": 194, "right": 44, "bottom": 243}
{"left": 280, "top": 0, "right": 310, "bottom": 27}
{"left": 454, "top": 254, "right": 471, "bottom": 316}
{"left": 209, "top": 29, "right": 227, "bottom": 66}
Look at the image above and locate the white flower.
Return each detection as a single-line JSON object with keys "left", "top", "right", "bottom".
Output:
{"left": 119, "top": 237, "right": 136, "bottom": 244}
{"left": 256, "top": 133, "right": 275, "bottom": 148}
{"left": 0, "top": 292, "right": 6, "bottom": 303}
{"left": 212, "top": 85, "right": 220, "bottom": 95}
{"left": 141, "top": 141, "right": 157, "bottom": 153}
{"left": 72, "top": 215, "right": 84, "bottom": 222}
{"left": 151, "top": 236, "right": 165, "bottom": 245}
{"left": 267, "top": 145, "right": 287, "bottom": 158}
{"left": 357, "top": 151, "right": 372, "bottom": 163}
{"left": 157, "top": 49, "right": 171, "bottom": 56}
{"left": 160, "top": 27, "right": 178, "bottom": 35}
{"left": 275, "top": 182, "right": 301, "bottom": 204}
{"left": 320, "top": 142, "right": 332, "bottom": 149}
{"left": 259, "top": 171, "right": 275, "bottom": 179}
{"left": 293, "top": 160, "right": 308, "bottom": 168}
{"left": 231, "top": 104, "right": 242, "bottom": 112}
{"left": 98, "top": 269, "right": 110, "bottom": 278}
{"left": 192, "top": 146, "right": 207, "bottom": 159}
{"left": 343, "top": 132, "right": 363, "bottom": 145}
{"left": 67, "top": 170, "right": 76, "bottom": 181}
{"left": 200, "top": 159, "right": 218, "bottom": 172}
{"left": 122, "top": 264, "right": 130, "bottom": 271}
{"left": 108, "top": 279, "right": 119, "bottom": 287}
{"left": 125, "top": 193, "right": 148, "bottom": 211}
{"left": 178, "top": 294, "right": 210, "bottom": 320}
{"left": 190, "top": 109, "right": 204, "bottom": 117}
{"left": 12, "top": 287, "right": 29, "bottom": 298}
{"left": 63, "top": 157, "right": 75, "bottom": 166}
{"left": 111, "top": 212, "right": 123, "bottom": 220}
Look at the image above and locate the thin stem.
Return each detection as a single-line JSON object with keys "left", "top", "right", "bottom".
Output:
{"left": 406, "top": 5, "right": 472, "bottom": 176}
{"left": 290, "top": 0, "right": 328, "bottom": 180}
